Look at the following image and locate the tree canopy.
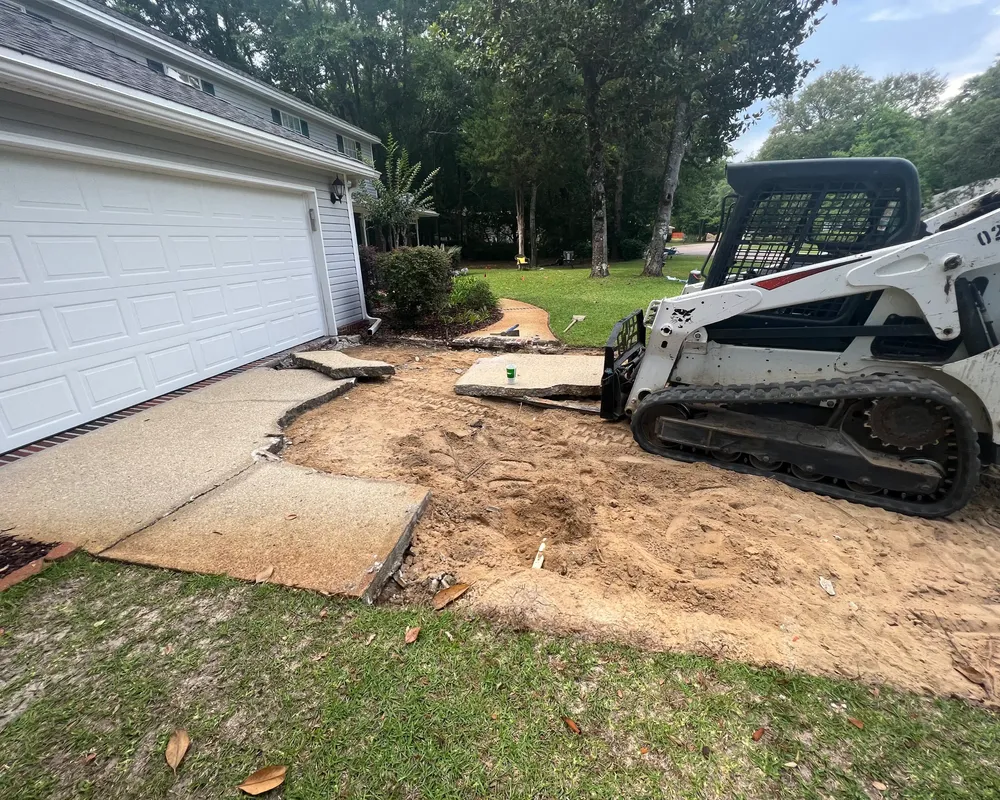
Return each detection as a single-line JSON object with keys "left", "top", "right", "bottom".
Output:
{"left": 755, "top": 62, "right": 1000, "bottom": 199}
{"left": 101, "top": 0, "right": 1000, "bottom": 277}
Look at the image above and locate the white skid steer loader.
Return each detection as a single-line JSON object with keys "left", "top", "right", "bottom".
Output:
{"left": 600, "top": 158, "right": 1000, "bottom": 518}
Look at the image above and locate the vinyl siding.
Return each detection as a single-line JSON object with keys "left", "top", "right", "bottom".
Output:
{"left": 0, "top": 89, "right": 367, "bottom": 327}
{"left": 20, "top": 1, "right": 379, "bottom": 168}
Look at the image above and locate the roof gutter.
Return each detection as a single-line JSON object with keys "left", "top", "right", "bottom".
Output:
{"left": 0, "top": 48, "right": 379, "bottom": 180}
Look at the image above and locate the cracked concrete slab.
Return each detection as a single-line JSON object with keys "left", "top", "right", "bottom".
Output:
{"left": 293, "top": 350, "right": 395, "bottom": 379}
{"left": 104, "top": 461, "right": 429, "bottom": 601}
{"left": 0, "top": 369, "right": 353, "bottom": 552}
{"left": 454, "top": 354, "right": 603, "bottom": 398}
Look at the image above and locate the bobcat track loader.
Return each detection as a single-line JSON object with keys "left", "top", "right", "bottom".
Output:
{"left": 600, "top": 158, "right": 1000, "bottom": 518}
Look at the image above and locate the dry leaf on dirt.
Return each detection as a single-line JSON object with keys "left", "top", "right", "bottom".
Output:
{"left": 238, "top": 765, "right": 287, "bottom": 795}
{"left": 165, "top": 729, "right": 190, "bottom": 775}
{"left": 83, "top": 752, "right": 97, "bottom": 764}
{"left": 404, "top": 626, "right": 421, "bottom": 645}
{"left": 432, "top": 582, "right": 471, "bottom": 610}
{"left": 255, "top": 566, "right": 275, "bottom": 583}
{"left": 285, "top": 513, "right": 297, "bottom": 520}
{"left": 953, "top": 662, "right": 989, "bottom": 687}
{"left": 752, "top": 727, "right": 765, "bottom": 742}
{"left": 563, "top": 717, "right": 581, "bottom": 735}
{"left": 872, "top": 781, "right": 888, "bottom": 791}
{"left": 847, "top": 717, "right": 864, "bottom": 730}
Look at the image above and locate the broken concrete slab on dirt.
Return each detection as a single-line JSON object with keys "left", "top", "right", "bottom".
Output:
{"left": 104, "top": 461, "right": 428, "bottom": 602}
{"left": 0, "top": 368, "right": 353, "bottom": 552}
{"left": 293, "top": 350, "right": 395, "bottom": 380}
{"left": 454, "top": 353, "right": 603, "bottom": 398}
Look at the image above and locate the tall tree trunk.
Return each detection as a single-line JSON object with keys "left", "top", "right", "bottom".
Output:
{"left": 529, "top": 182, "right": 538, "bottom": 268}
{"left": 612, "top": 158, "right": 625, "bottom": 261}
{"left": 515, "top": 186, "right": 526, "bottom": 263}
{"left": 643, "top": 98, "right": 691, "bottom": 277}
{"left": 583, "top": 66, "right": 609, "bottom": 277}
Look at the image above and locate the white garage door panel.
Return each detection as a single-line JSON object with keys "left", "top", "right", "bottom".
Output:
{"left": 0, "top": 154, "right": 326, "bottom": 452}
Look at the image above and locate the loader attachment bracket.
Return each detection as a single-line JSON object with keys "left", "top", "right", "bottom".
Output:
{"left": 600, "top": 309, "right": 646, "bottom": 421}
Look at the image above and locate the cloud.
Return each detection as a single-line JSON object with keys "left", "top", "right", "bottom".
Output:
{"left": 867, "top": 0, "right": 985, "bottom": 21}
{"left": 937, "top": 24, "right": 1000, "bottom": 97}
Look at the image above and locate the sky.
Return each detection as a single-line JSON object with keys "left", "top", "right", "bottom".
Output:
{"left": 731, "top": 0, "right": 1000, "bottom": 160}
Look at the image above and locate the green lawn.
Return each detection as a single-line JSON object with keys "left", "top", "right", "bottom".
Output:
{"left": 474, "top": 256, "right": 706, "bottom": 347}
{"left": 2, "top": 556, "right": 999, "bottom": 799}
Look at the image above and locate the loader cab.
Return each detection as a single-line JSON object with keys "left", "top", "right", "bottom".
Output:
{"left": 700, "top": 158, "right": 932, "bottom": 354}
{"left": 703, "top": 157, "right": 924, "bottom": 289}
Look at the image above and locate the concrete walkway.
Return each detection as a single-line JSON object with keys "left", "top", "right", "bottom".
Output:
{"left": 0, "top": 365, "right": 427, "bottom": 600}
{"left": 457, "top": 298, "right": 559, "bottom": 344}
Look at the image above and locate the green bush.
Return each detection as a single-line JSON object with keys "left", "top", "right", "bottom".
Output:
{"left": 449, "top": 276, "right": 498, "bottom": 314}
{"left": 445, "top": 245, "right": 463, "bottom": 270}
{"left": 619, "top": 237, "right": 646, "bottom": 261}
{"left": 381, "top": 246, "right": 453, "bottom": 324}
{"left": 358, "top": 245, "right": 379, "bottom": 291}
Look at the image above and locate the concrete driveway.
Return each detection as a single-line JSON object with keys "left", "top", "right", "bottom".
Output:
{"left": 0, "top": 363, "right": 427, "bottom": 600}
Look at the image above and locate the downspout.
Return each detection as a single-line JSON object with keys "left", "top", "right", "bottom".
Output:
{"left": 344, "top": 179, "right": 382, "bottom": 336}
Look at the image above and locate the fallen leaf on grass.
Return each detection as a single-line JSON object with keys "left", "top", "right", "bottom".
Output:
{"left": 165, "top": 729, "right": 190, "bottom": 776}
{"left": 871, "top": 686, "right": 881, "bottom": 699}
{"left": 848, "top": 717, "right": 864, "bottom": 730}
{"left": 563, "top": 717, "right": 581, "bottom": 735}
{"left": 872, "top": 780, "right": 888, "bottom": 791}
{"left": 443, "top": 630, "right": 455, "bottom": 642}
{"left": 783, "top": 761, "right": 798, "bottom": 769}
{"left": 319, "top": 608, "right": 328, "bottom": 619}
{"left": 752, "top": 727, "right": 765, "bottom": 742}
{"left": 432, "top": 583, "right": 471, "bottom": 610}
{"left": 404, "top": 626, "right": 420, "bottom": 645}
{"left": 639, "top": 746, "right": 649, "bottom": 755}
{"left": 310, "top": 652, "right": 328, "bottom": 662}
{"left": 255, "top": 566, "right": 274, "bottom": 583}
{"left": 701, "top": 745, "right": 711, "bottom": 759}
{"left": 365, "top": 633, "right": 377, "bottom": 645}
{"left": 83, "top": 752, "right": 97, "bottom": 764}
{"left": 617, "top": 690, "right": 624, "bottom": 699}
{"left": 238, "top": 765, "right": 286, "bottom": 795}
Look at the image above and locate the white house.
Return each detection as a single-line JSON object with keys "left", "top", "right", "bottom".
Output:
{"left": 0, "top": 0, "right": 382, "bottom": 452}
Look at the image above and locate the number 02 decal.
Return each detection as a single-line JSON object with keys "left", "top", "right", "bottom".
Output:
{"left": 979, "top": 224, "right": 1000, "bottom": 246}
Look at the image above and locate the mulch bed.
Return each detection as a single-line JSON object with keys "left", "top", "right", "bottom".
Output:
{"left": 1, "top": 533, "right": 55, "bottom": 576}
{"left": 374, "top": 306, "right": 504, "bottom": 341}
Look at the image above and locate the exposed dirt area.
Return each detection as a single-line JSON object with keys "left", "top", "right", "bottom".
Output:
{"left": 285, "top": 344, "right": 1000, "bottom": 703}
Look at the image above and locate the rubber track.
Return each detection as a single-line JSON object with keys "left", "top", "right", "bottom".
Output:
{"left": 630, "top": 377, "right": 981, "bottom": 518}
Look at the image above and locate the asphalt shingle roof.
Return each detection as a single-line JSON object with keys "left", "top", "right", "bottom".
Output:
{"left": 0, "top": 1, "right": 343, "bottom": 159}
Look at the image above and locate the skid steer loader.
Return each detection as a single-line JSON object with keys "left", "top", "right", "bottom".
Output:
{"left": 600, "top": 158, "right": 1000, "bottom": 518}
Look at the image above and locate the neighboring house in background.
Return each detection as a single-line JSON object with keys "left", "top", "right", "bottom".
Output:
{"left": 0, "top": 0, "right": 382, "bottom": 453}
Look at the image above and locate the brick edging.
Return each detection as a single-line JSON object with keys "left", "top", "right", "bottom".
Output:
{"left": 0, "top": 542, "right": 78, "bottom": 592}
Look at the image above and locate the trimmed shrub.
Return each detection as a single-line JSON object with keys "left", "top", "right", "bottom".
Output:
{"left": 358, "top": 245, "right": 379, "bottom": 292}
{"left": 381, "top": 246, "right": 453, "bottom": 324}
{"left": 445, "top": 245, "right": 463, "bottom": 270}
{"left": 619, "top": 237, "right": 646, "bottom": 261}
{"left": 449, "top": 276, "right": 498, "bottom": 314}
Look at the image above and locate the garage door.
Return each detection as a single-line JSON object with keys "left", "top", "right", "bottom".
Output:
{"left": 0, "top": 153, "right": 327, "bottom": 452}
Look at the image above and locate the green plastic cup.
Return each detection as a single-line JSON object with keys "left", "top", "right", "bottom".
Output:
{"left": 506, "top": 364, "right": 516, "bottom": 384}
